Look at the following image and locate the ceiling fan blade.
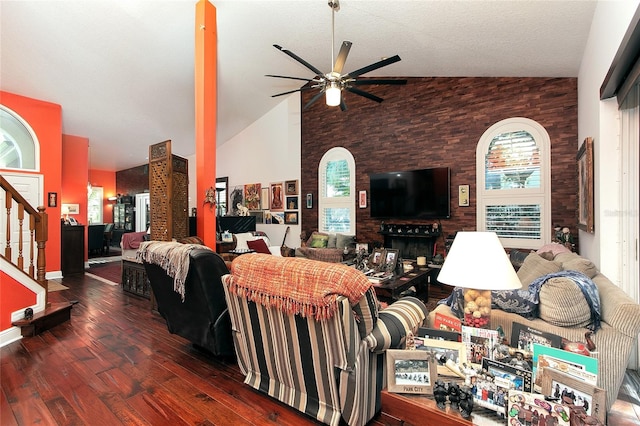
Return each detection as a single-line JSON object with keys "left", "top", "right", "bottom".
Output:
{"left": 332, "top": 41, "right": 352, "bottom": 74}
{"left": 272, "top": 86, "right": 317, "bottom": 98}
{"left": 345, "top": 55, "right": 401, "bottom": 79}
{"left": 303, "top": 90, "right": 326, "bottom": 110}
{"left": 346, "top": 87, "right": 384, "bottom": 103}
{"left": 352, "top": 79, "right": 407, "bottom": 85}
{"left": 340, "top": 98, "right": 347, "bottom": 111}
{"left": 266, "top": 74, "right": 313, "bottom": 82}
{"left": 274, "top": 44, "right": 324, "bottom": 77}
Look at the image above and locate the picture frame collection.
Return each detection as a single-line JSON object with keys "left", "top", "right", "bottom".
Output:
{"left": 231, "top": 180, "right": 299, "bottom": 225}
{"left": 387, "top": 322, "right": 604, "bottom": 422}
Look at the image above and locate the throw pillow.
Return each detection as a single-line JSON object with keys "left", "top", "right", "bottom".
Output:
{"left": 536, "top": 243, "right": 571, "bottom": 257}
{"left": 538, "top": 277, "right": 592, "bottom": 327}
{"left": 336, "top": 233, "right": 356, "bottom": 250}
{"left": 234, "top": 232, "right": 255, "bottom": 251}
{"left": 517, "top": 253, "right": 562, "bottom": 287}
{"left": 247, "top": 238, "right": 271, "bottom": 254}
{"left": 178, "top": 236, "right": 204, "bottom": 245}
{"left": 561, "top": 257, "right": 598, "bottom": 279}
{"left": 310, "top": 233, "right": 329, "bottom": 248}
{"left": 327, "top": 233, "right": 338, "bottom": 249}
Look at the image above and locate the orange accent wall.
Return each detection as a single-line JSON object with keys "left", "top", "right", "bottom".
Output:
{"left": 0, "top": 91, "right": 63, "bottom": 272}
{"left": 0, "top": 271, "right": 38, "bottom": 330}
{"left": 61, "top": 134, "right": 90, "bottom": 261}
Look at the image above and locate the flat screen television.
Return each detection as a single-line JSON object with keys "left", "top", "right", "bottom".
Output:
{"left": 369, "top": 167, "right": 451, "bottom": 219}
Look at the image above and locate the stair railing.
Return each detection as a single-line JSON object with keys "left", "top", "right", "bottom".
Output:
{"left": 0, "top": 175, "right": 49, "bottom": 307}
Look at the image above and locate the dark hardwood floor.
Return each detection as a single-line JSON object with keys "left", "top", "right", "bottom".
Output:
{"left": 1, "top": 270, "right": 639, "bottom": 425}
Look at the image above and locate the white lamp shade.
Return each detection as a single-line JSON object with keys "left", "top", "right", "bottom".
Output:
{"left": 325, "top": 83, "right": 341, "bottom": 106}
{"left": 437, "top": 231, "right": 522, "bottom": 290}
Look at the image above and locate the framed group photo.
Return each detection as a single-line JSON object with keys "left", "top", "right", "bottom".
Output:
{"left": 386, "top": 349, "right": 437, "bottom": 394}
{"left": 540, "top": 368, "right": 606, "bottom": 424}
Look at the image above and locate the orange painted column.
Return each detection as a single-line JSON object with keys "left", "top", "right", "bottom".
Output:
{"left": 195, "top": 0, "right": 217, "bottom": 247}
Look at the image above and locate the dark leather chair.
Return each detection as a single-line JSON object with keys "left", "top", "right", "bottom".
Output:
{"left": 87, "top": 224, "right": 106, "bottom": 255}
{"left": 103, "top": 223, "right": 114, "bottom": 253}
{"left": 142, "top": 245, "right": 234, "bottom": 357}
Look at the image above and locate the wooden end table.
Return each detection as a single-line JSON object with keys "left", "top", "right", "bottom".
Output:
{"left": 372, "top": 267, "right": 430, "bottom": 303}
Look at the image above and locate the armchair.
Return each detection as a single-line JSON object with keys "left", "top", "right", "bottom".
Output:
{"left": 87, "top": 224, "right": 106, "bottom": 255}
{"left": 222, "top": 254, "right": 428, "bottom": 426}
{"left": 139, "top": 241, "right": 234, "bottom": 356}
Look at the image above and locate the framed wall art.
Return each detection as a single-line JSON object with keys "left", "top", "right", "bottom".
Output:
{"left": 306, "top": 193, "right": 312, "bottom": 209}
{"left": 285, "top": 179, "right": 298, "bottom": 195}
{"left": 270, "top": 182, "right": 284, "bottom": 211}
{"left": 359, "top": 190, "right": 367, "bottom": 208}
{"left": 48, "top": 192, "right": 57, "bottom": 208}
{"left": 284, "top": 211, "right": 298, "bottom": 224}
{"left": 386, "top": 349, "right": 437, "bottom": 394}
{"left": 286, "top": 196, "right": 298, "bottom": 210}
{"left": 577, "top": 137, "right": 594, "bottom": 233}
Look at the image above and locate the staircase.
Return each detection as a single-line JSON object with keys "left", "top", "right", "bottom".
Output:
{"left": 1, "top": 175, "right": 72, "bottom": 337}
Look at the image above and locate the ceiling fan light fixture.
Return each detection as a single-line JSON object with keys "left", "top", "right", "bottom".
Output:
{"left": 326, "top": 82, "right": 341, "bottom": 106}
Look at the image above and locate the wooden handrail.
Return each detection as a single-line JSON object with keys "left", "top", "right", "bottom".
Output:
{"left": 0, "top": 175, "right": 49, "bottom": 306}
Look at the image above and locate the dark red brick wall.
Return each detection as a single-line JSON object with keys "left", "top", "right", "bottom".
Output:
{"left": 116, "top": 164, "right": 148, "bottom": 197}
{"left": 301, "top": 77, "right": 578, "bottom": 252}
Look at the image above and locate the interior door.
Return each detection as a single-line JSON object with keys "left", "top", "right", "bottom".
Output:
{"left": 135, "top": 193, "right": 150, "bottom": 232}
{"left": 0, "top": 173, "right": 43, "bottom": 269}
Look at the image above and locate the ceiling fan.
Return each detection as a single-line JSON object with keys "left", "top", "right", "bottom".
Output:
{"left": 267, "top": 0, "right": 407, "bottom": 111}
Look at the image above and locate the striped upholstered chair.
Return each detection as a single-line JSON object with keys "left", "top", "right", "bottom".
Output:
{"left": 221, "top": 254, "right": 428, "bottom": 426}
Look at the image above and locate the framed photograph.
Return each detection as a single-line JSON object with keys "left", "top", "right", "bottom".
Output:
{"left": 47, "top": 192, "right": 57, "bottom": 208}
{"left": 284, "top": 211, "right": 298, "bottom": 224}
{"left": 359, "top": 190, "right": 367, "bottom": 208}
{"left": 67, "top": 216, "right": 78, "bottom": 226}
{"left": 471, "top": 358, "right": 533, "bottom": 415}
{"left": 371, "top": 248, "right": 386, "bottom": 266}
{"left": 532, "top": 343, "right": 598, "bottom": 388}
{"left": 306, "top": 193, "right": 312, "bottom": 209}
{"left": 511, "top": 322, "right": 563, "bottom": 354}
{"left": 461, "top": 326, "right": 499, "bottom": 365}
{"left": 355, "top": 242, "right": 369, "bottom": 254}
{"left": 541, "top": 368, "right": 606, "bottom": 424}
{"left": 386, "top": 349, "right": 437, "bottom": 394}
{"left": 244, "top": 183, "right": 261, "bottom": 210}
{"left": 416, "top": 338, "right": 466, "bottom": 376}
{"left": 483, "top": 358, "right": 533, "bottom": 393}
{"left": 384, "top": 248, "right": 399, "bottom": 271}
{"left": 577, "top": 137, "right": 594, "bottom": 233}
{"left": 286, "top": 196, "right": 298, "bottom": 210}
{"left": 417, "top": 327, "right": 461, "bottom": 342}
{"left": 261, "top": 187, "right": 270, "bottom": 209}
{"left": 285, "top": 179, "right": 298, "bottom": 195}
{"left": 270, "top": 182, "right": 284, "bottom": 212}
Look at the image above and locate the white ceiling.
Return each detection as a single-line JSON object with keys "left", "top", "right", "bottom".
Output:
{"left": 1, "top": 0, "right": 597, "bottom": 171}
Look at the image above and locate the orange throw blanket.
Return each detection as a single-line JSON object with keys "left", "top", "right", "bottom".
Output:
{"left": 227, "top": 254, "right": 372, "bottom": 320}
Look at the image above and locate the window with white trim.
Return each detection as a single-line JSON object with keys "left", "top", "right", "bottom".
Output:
{"left": 476, "top": 118, "right": 551, "bottom": 249}
{"left": 0, "top": 105, "right": 39, "bottom": 171}
{"left": 318, "top": 147, "right": 355, "bottom": 234}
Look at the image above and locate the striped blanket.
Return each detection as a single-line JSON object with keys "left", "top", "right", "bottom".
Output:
{"left": 227, "top": 254, "right": 372, "bottom": 320}
{"left": 137, "top": 241, "right": 211, "bottom": 301}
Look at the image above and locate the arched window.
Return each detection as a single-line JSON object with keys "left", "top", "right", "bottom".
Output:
{"left": 0, "top": 105, "right": 39, "bottom": 171}
{"left": 318, "top": 147, "right": 355, "bottom": 234}
{"left": 476, "top": 118, "right": 551, "bottom": 249}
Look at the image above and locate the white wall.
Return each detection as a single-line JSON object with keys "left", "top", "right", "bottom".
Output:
{"left": 577, "top": 0, "right": 639, "bottom": 281}
{"left": 215, "top": 94, "right": 302, "bottom": 248}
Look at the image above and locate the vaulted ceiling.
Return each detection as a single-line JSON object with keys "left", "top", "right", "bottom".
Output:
{"left": 0, "top": 1, "right": 597, "bottom": 171}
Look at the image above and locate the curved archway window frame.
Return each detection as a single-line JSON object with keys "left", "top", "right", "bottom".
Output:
{"left": 0, "top": 105, "right": 40, "bottom": 172}
{"left": 318, "top": 147, "right": 356, "bottom": 235}
{"left": 476, "top": 117, "right": 551, "bottom": 250}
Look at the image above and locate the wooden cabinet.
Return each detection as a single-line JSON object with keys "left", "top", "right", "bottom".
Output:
{"left": 121, "top": 260, "right": 151, "bottom": 299}
{"left": 61, "top": 225, "right": 85, "bottom": 275}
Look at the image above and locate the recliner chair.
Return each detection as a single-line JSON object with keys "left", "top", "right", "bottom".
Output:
{"left": 140, "top": 241, "right": 234, "bottom": 357}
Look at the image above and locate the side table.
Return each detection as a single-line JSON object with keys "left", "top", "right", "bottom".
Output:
{"left": 372, "top": 268, "right": 430, "bottom": 303}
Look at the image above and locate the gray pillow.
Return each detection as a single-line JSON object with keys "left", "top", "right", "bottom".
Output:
{"left": 336, "top": 234, "right": 356, "bottom": 250}
{"left": 327, "top": 233, "right": 338, "bottom": 249}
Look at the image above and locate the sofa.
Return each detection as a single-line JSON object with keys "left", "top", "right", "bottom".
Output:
{"left": 430, "top": 246, "right": 640, "bottom": 413}
{"left": 295, "top": 231, "right": 356, "bottom": 263}
{"left": 221, "top": 254, "right": 428, "bottom": 426}
{"left": 139, "top": 240, "right": 235, "bottom": 357}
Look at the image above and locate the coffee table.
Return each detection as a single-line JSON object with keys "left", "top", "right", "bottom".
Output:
{"left": 371, "top": 267, "right": 430, "bottom": 303}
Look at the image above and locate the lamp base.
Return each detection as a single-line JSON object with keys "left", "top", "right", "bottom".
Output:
{"left": 462, "top": 288, "right": 492, "bottom": 328}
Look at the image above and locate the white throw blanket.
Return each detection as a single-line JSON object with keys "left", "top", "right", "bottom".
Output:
{"left": 136, "top": 241, "right": 211, "bottom": 301}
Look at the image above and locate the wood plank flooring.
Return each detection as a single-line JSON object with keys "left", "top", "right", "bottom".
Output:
{"left": 1, "top": 270, "right": 639, "bottom": 425}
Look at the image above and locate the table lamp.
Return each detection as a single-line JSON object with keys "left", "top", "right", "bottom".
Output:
{"left": 437, "top": 231, "right": 522, "bottom": 328}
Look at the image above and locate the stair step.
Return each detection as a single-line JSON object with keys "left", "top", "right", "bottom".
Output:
{"left": 12, "top": 302, "right": 73, "bottom": 337}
